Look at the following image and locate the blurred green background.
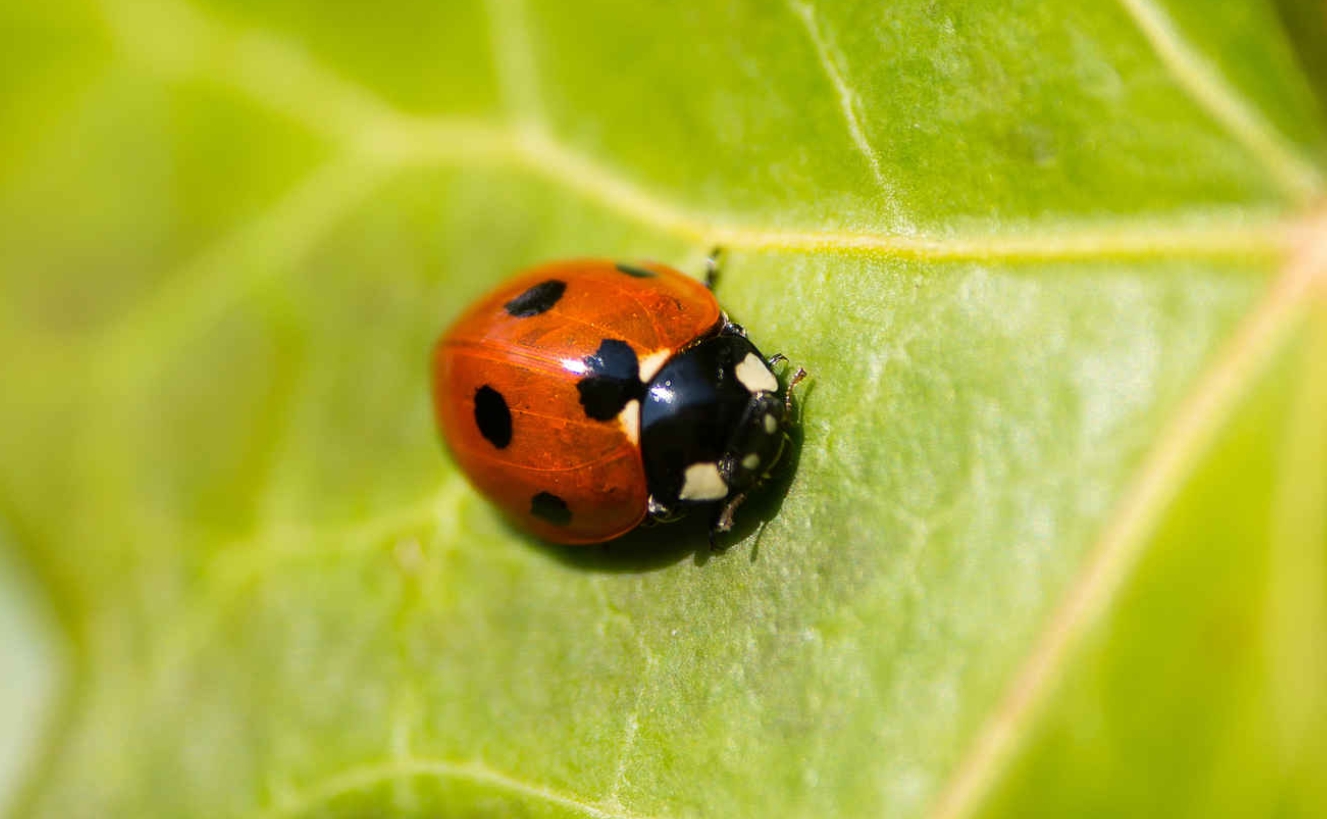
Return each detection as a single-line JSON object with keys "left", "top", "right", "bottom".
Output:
{"left": 1, "top": 0, "right": 1325, "bottom": 817}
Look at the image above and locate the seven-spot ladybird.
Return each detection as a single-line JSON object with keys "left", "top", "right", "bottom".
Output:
{"left": 432, "top": 254, "right": 804, "bottom": 545}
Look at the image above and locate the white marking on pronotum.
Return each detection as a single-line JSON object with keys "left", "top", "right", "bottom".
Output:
{"left": 763, "top": 413, "right": 778, "bottom": 434}
{"left": 742, "top": 453, "right": 761, "bottom": 471}
{"left": 618, "top": 399, "right": 641, "bottom": 446}
{"left": 735, "top": 352, "right": 779, "bottom": 394}
{"left": 679, "top": 462, "right": 729, "bottom": 501}
{"left": 638, "top": 348, "right": 672, "bottom": 383}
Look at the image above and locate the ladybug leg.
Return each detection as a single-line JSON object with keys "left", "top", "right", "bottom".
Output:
{"left": 783, "top": 366, "right": 808, "bottom": 417}
{"left": 704, "top": 246, "right": 725, "bottom": 290}
{"left": 710, "top": 491, "right": 749, "bottom": 546}
{"left": 766, "top": 355, "right": 810, "bottom": 417}
{"left": 648, "top": 495, "right": 682, "bottom": 523}
{"left": 719, "top": 315, "right": 748, "bottom": 339}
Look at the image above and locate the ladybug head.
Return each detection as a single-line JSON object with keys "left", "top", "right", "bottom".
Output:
{"left": 639, "top": 324, "right": 799, "bottom": 539}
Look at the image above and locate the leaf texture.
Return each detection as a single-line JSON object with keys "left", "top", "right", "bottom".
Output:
{"left": 0, "top": 0, "right": 1324, "bottom": 817}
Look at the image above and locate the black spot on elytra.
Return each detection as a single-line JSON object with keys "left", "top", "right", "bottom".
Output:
{"left": 473, "top": 385, "right": 512, "bottom": 448}
{"left": 615, "top": 262, "right": 656, "bottom": 278}
{"left": 577, "top": 339, "right": 644, "bottom": 421}
{"left": 505, "top": 280, "right": 566, "bottom": 317}
{"left": 531, "top": 491, "right": 572, "bottom": 526}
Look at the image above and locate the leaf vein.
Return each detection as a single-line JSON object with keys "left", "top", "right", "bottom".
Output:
{"left": 99, "top": 0, "right": 1297, "bottom": 284}
{"left": 1113, "top": 0, "right": 1323, "bottom": 201}
{"left": 786, "top": 1, "right": 897, "bottom": 204}
{"left": 98, "top": 157, "right": 392, "bottom": 383}
{"left": 484, "top": 0, "right": 546, "bottom": 128}
{"left": 252, "top": 757, "right": 661, "bottom": 819}
{"left": 928, "top": 210, "right": 1327, "bottom": 819}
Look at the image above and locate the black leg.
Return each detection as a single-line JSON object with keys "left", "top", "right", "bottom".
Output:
{"left": 648, "top": 495, "right": 681, "bottom": 523}
{"left": 719, "top": 316, "right": 748, "bottom": 339}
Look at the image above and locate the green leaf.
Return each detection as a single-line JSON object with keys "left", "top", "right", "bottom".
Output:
{"left": 0, "top": 0, "right": 1323, "bottom": 817}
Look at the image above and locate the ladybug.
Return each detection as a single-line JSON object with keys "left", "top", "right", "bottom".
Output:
{"left": 432, "top": 254, "right": 804, "bottom": 545}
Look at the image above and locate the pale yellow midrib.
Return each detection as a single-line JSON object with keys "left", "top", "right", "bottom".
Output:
{"left": 89, "top": 0, "right": 1315, "bottom": 394}
{"left": 98, "top": 0, "right": 1305, "bottom": 269}
{"left": 83, "top": 2, "right": 1327, "bottom": 817}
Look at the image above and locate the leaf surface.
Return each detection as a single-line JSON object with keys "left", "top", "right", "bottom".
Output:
{"left": 0, "top": 1, "right": 1324, "bottom": 817}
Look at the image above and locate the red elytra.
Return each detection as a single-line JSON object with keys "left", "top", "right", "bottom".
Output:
{"left": 432, "top": 259, "right": 722, "bottom": 544}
